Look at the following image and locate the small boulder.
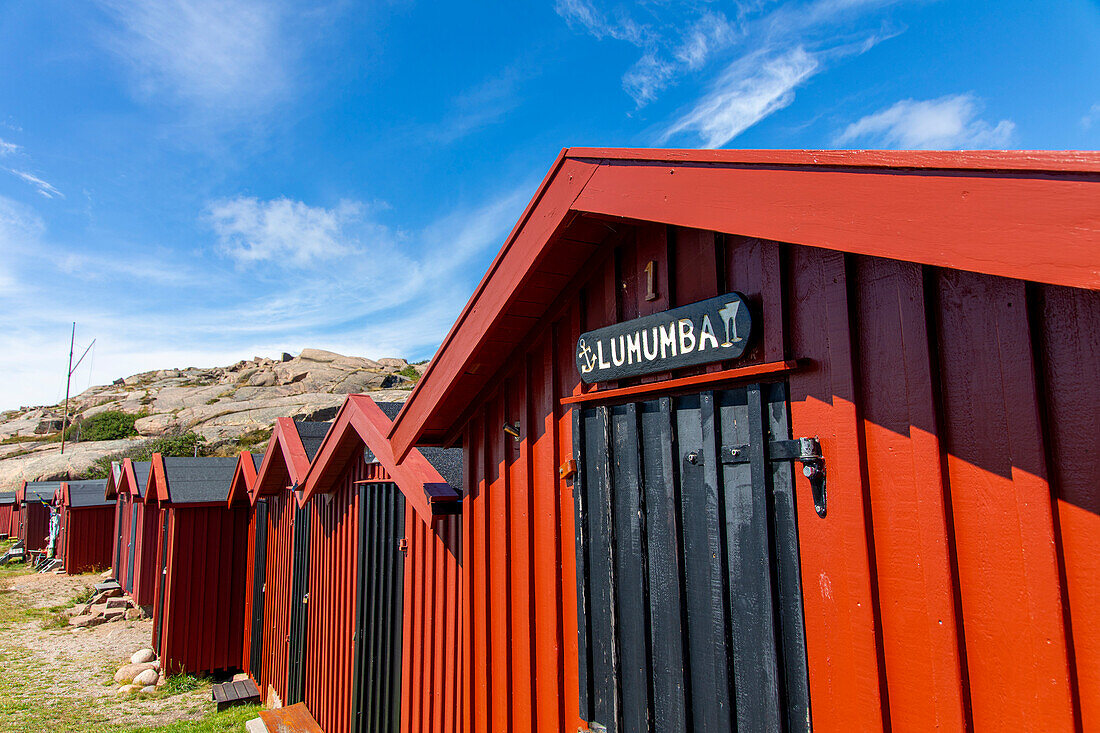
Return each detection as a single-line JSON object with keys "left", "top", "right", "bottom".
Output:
{"left": 281, "top": 352, "right": 293, "bottom": 362}
{"left": 106, "top": 598, "right": 128, "bottom": 610}
{"left": 115, "top": 684, "right": 137, "bottom": 696}
{"left": 133, "top": 668, "right": 159, "bottom": 687}
{"left": 125, "top": 608, "right": 145, "bottom": 620}
{"left": 68, "top": 614, "right": 100, "bottom": 628}
{"left": 140, "top": 685, "right": 157, "bottom": 694}
{"left": 131, "top": 648, "right": 156, "bottom": 665}
{"left": 114, "top": 662, "right": 157, "bottom": 684}
{"left": 248, "top": 371, "right": 275, "bottom": 387}
{"left": 377, "top": 357, "right": 409, "bottom": 370}
{"left": 103, "top": 610, "right": 125, "bottom": 622}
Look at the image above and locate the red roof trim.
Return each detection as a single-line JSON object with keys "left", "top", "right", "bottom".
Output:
{"left": 226, "top": 451, "right": 259, "bottom": 507}
{"left": 300, "top": 395, "right": 458, "bottom": 526}
{"left": 389, "top": 147, "right": 1100, "bottom": 459}
{"left": 146, "top": 454, "right": 169, "bottom": 505}
{"left": 253, "top": 417, "right": 312, "bottom": 504}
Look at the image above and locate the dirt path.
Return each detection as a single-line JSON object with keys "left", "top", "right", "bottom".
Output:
{"left": 0, "top": 569, "right": 214, "bottom": 732}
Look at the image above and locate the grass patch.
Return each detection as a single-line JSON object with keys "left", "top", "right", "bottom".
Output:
{"left": 127, "top": 704, "right": 261, "bottom": 733}
{"left": 397, "top": 365, "right": 420, "bottom": 382}
{"left": 160, "top": 674, "right": 202, "bottom": 696}
{"left": 236, "top": 428, "right": 272, "bottom": 452}
{"left": 0, "top": 434, "right": 51, "bottom": 445}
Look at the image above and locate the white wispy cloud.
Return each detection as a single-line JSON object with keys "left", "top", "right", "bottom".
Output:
{"left": 664, "top": 46, "right": 820, "bottom": 147}
{"left": 7, "top": 169, "right": 64, "bottom": 199}
{"left": 555, "top": 1, "right": 737, "bottom": 106}
{"left": 0, "top": 139, "right": 19, "bottom": 156}
{"left": 95, "top": 0, "right": 316, "bottom": 117}
{"left": 836, "top": 94, "right": 1015, "bottom": 149}
{"left": 207, "top": 197, "right": 376, "bottom": 265}
{"left": 1082, "top": 103, "right": 1100, "bottom": 130}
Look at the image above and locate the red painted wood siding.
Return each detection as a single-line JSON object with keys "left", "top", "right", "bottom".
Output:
{"left": 241, "top": 503, "right": 258, "bottom": 674}
{"left": 61, "top": 506, "right": 114, "bottom": 574}
{"left": 131, "top": 503, "right": 161, "bottom": 607}
{"left": 401, "top": 500, "right": 460, "bottom": 733}
{"left": 261, "top": 491, "right": 297, "bottom": 705}
{"left": 156, "top": 506, "right": 250, "bottom": 675}
{"left": 19, "top": 502, "right": 49, "bottom": 552}
{"left": 456, "top": 221, "right": 1099, "bottom": 732}
{"left": 7, "top": 505, "right": 18, "bottom": 538}
{"left": 114, "top": 496, "right": 132, "bottom": 588}
{"left": 303, "top": 460, "right": 363, "bottom": 733}
{"left": 0, "top": 504, "right": 13, "bottom": 538}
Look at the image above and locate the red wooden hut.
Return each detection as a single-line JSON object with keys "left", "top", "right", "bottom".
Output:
{"left": 16, "top": 480, "right": 60, "bottom": 553}
{"left": 0, "top": 491, "right": 16, "bottom": 539}
{"left": 114, "top": 459, "right": 159, "bottom": 607}
{"left": 239, "top": 418, "right": 331, "bottom": 707}
{"left": 295, "top": 397, "right": 461, "bottom": 733}
{"left": 388, "top": 149, "right": 1100, "bottom": 733}
{"left": 146, "top": 454, "right": 247, "bottom": 675}
{"left": 104, "top": 461, "right": 126, "bottom": 582}
{"left": 57, "top": 479, "right": 114, "bottom": 574}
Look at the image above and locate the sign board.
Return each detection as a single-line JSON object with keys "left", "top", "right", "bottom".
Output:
{"left": 575, "top": 292, "right": 752, "bottom": 383}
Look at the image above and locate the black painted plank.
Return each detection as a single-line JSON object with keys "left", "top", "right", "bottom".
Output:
{"left": 611, "top": 403, "right": 652, "bottom": 733}
{"left": 389, "top": 489, "right": 406, "bottom": 733}
{"left": 585, "top": 405, "right": 620, "bottom": 731}
{"left": 573, "top": 405, "right": 591, "bottom": 722}
{"left": 641, "top": 397, "right": 689, "bottom": 733}
{"left": 251, "top": 500, "right": 268, "bottom": 683}
{"left": 727, "top": 385, "right": 784, "bottom": 729}
{"left": 764, "top": 382, "right": 813, "bottom": 732}
{"left": 676, "top": 392, "right": 732, "bottom": 732}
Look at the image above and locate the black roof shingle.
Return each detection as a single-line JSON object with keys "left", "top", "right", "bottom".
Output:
{"left": 65, "top": 479, "right": 112, "bottom": 508}
{"left": 160, "top": 456, "right": 239, "bottom": 504}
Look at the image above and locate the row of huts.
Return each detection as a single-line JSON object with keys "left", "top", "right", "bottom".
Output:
{"left": 6, "top": 148, "right": 1099, "bottom": 732}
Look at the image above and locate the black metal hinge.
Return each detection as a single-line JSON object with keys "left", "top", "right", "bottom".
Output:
{"left": 721, "top": 436, "right": 827, "bottom": 518}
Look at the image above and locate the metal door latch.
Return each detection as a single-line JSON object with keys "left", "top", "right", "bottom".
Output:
{"left": 722, "top": 436, "right": 827, "bottom": 518}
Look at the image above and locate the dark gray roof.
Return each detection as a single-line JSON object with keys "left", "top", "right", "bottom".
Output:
{"left": 372, "top": 402, "right": 461, "bottom": 491}
{"left": 294, "top": 421, "right": 331, "bottom": 462}
{"left": 132, "top": 461, "right": 152, "bottom": 498}
{"left": 0, "top": 491, "right": 15, "bottom": 505}
{"left": 161, "top": 456, "right": 239, "bottom": 504}
{"left": 376, "top": 401, "right": 404, "bottom": 421}
{"left": 419, "top": 447, "right": 464, "bottom": 492}
{"left": 66, "top": 479, "right": 112, "bottom": 508}
{"left": 24, "top": 481, "right": 61, "bottom": 502}
{"left": 248, "top": 453, "right": 261, "bottom": 472}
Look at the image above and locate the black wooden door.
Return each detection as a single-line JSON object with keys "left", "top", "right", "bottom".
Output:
{"left": 286, "top": 502, "right": 312, "bottom": 705}
{"left": 351, "top": 482, "right": 406, "bottom": 733}
{"left": 249, "top": 499, "right": 269, "bottom": 683}
{"left": 573, "top": 383, "right": 811, "bottom": 733}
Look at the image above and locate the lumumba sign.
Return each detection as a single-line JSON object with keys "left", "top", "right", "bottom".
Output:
{"left": 575, "top": 292, "right": 752, "bottom": 383}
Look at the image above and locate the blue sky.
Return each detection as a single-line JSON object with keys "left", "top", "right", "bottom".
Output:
{"left": 0, "top": 0, "right": 1097, "bottom": 410}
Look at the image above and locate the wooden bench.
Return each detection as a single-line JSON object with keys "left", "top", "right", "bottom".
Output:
{"left": 211, "top": 678, "right": 261, "bottom": 711}
{"left": 257, "top": 702, "right": 323, "bottom": 732}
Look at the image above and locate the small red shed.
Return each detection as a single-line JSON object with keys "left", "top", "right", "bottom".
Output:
{"left": 16, "top": 480, "right": 60, "bottom": 553}
{"left": 296, "top": 397, "right": 461, "bottom": 733}
{"left": 57, "top": 479, "right": 114, "bottom": 574}
{"left": 146, "top": 454, "right": 247, "bottom": 675}
{"left": 241, "top": 418, "right": 330, "bottom": 707}
{"left": 0, "top": 491, "right": 16, "bottom": 539}
{"left": 105, "top": 461, "right": 126, "bottom": 582}
{"left": 389, "top": 149, "right": 1100, "bottom": 733}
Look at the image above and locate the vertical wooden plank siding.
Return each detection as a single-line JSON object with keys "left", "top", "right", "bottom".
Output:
{"left": 0, "top": 504, "right": 12, "bottom": 537}
{"left": 454, "top": 222, "right": 1097, "bottom": 732}
{"left": 262, "top": 491, "right": 296, "bottom": 705}
{"left": 241, "top": 506, "right": 257, "bottom": 674}
{"left": 155, "top": 506, "right": 249, "bottom": 675}
{"left": 303, "top": 461, "right": 360, "bottom": 733}
{"left": 1035, "top": 284, "right": 1100, "bottom": 730}
{"left": 20, "top": 502, "right": 49, "bottom": 552}
{"left": 61, "top": 506, "right": 115, "bottom": 574}
{"left": 131, "top": 503, "right": 162, "bottom": 607}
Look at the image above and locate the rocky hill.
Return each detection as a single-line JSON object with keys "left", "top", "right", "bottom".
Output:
{"left": 0, "top": 348, "right": 426, "bottom": 489}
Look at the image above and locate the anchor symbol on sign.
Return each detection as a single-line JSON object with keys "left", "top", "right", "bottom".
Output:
{"left": 577, "top": 338, "right": 598, "bottom": 374}
{"left": 719, "top": 300, "right": 744, "bottom": 347}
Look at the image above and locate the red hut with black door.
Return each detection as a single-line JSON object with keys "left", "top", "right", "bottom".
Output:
{"left": 146, "top": 454, "right": 248, "bottom": 675}
{"left": 388, "top": 149, "right": 1100, "bottom": 733}
{"left": 57, "top": 479, "right": 114, "bottom": 574}
{"left": 227, "top": 451, "right": 261, "bottom": 681}
{"left": 296, "top": 397, "right": 462, "bottom": 733}
{"left": 241, "top": 418, "right": 330, "bottom": 707}
{"left": 0, "top": 491, "right": 16, "bottom": 539}
{"left": 16, "top": 480, "right": 60, "bottom": 553}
